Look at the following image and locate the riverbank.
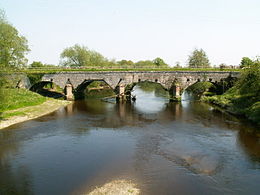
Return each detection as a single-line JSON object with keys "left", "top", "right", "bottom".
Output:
{"left": 202, "top": 93, "right": 260, "bottom": 126}
{"left": 0, "top": 88, "right": 71, "bottom": 129}
{"left": 201, "top": 68, "right": 260, "bottom": 126}
{"left": 0, "top": 99, "right": 71, "bottom": 129}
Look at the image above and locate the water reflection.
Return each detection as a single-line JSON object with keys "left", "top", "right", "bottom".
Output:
{"left": 0, "top": 83, "right": 259, "bottom": 195}
{"left": 0, "top": 131, "right": 33, "bottom": 195}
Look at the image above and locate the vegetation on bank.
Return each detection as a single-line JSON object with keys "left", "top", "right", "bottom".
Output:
{"left": 202, "top": 60, "right": 260, "bottom": 125}
{"left": 0, "top": 89, "right": 47, "bottom": 114}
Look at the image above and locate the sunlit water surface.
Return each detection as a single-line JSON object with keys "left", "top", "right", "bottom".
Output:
{"left": 0, "top": 85, "right": 260, "bottom": 195}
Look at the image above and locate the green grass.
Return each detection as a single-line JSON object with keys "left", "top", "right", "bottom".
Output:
{"left": 1, "top": 111, "right": 26, "bottom": 119}
{"left": 0, "top": 89, "right": 47, "bottom": 113}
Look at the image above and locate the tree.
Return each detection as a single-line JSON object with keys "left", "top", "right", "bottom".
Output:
{"left": 188, "top": 48, "right": 210, "bottom": 68}
{"left": 0, "top": 9, "right": 30, "bottom": 68}
{"left": 135, "top": 60, "right": 154, "bottom": 67}
{"left": 30, "top": 61, "right": 44, "bottom": 68}
{"left": 60, "top": 44, "right": 107, "bottom": 67}
{"left": 153, "top": 57, "right": 168, "bottom": 67}
{"left": 240, "top": 57, "right": 253, "bottom": 68}
{"left": 117, "top": 60, "right": 134, "bottom": 67}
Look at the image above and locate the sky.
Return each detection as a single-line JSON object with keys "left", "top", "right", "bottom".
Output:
{"left": 1, "top": 0, "right": 260, "bottom": 66}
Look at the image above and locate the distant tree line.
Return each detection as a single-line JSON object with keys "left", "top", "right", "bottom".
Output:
{"left": 59, "top": 44, "right": 169, "bottom": 68}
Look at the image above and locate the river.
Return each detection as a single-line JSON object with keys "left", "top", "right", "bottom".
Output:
{"left": 0, "top": 85, "right": 260, "bottom": 195}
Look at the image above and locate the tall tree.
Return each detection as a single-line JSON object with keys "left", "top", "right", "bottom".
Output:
{"left": 0, "top": 9, "right": 30, "bottom": 68}
{"left": 188, "top": 48, "right": 210, "bottom": 68}
{"left": 240, "top": 57, "right": 253, "bottom": 68}
{"left": 117, "top": 60, "right": 134, "bottom": 67}
{"left": 153, "top": 57, "right": 168, "bottom": 67}
{"left": 30, "top": 61, "right": 44, "bottom": 68}
{"left": 60, "top": 44, "right": 107, "bottom": 67}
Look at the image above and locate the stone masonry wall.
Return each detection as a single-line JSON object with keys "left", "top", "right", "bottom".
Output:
{"left": 42, "top": 71, "right": 240, "bottom": 90}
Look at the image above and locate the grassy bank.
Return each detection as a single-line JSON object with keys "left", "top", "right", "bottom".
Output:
{"left": 0, "top": 88, "right": 47, "bottom": 114}
{"left": 0, "top": 88, "right": 71, "bottom": 129}
{"left": 0, "top": 88, "right": 49, "bottom": 120}
{"left": 202, "top": 64, "right": 260, "bottom": 125}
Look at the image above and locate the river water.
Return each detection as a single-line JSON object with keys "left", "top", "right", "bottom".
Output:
{"left": 0, "top": 85, "right": 260, "bottom": 195}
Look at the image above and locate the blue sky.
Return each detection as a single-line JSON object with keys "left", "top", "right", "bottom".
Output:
{"left": 1, "top": 0, "right": 260, "bottom": 66}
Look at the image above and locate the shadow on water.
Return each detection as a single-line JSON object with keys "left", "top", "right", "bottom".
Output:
{"left": 0, "top": 131, "right": 33, "bottom": 195}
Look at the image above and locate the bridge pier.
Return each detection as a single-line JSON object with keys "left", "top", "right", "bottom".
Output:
{"left": 115, "top": 84, "right": 133, "bottom": 102}
{"left": 65, "top": 83, "right": 74, "bottom": 101}
{"left": 169, "top": 84, "right": 182, "bottom": 102}
{"left": 116, "top": 84, "right": 133, "bottom": 102}
{"left": 115, "top": 84, "right": 126, "bottom": 102}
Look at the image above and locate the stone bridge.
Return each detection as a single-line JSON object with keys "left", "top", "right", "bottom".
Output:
{"left": 41, "top": 71, "right": 240, "bottom": 100}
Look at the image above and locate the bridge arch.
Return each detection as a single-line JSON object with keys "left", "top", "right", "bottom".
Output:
{"left": 74, "top": 79, "right": 115, "bottom": 99}
{"left": 30, "top": 81, "right": 65, "bottom": 98}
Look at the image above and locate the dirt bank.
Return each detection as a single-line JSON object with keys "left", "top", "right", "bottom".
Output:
{"left": 0, "top": 99, "right": 71, "bottom": 129}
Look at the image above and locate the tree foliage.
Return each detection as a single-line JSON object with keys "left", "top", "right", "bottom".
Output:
{"left": 117, "top": 60, "right": 134, "bottom": 67}
{"left": 153, "top": 57, "right": 167, "bottom": 67}
{"left": 240, "top": 57, "right": 254, "bottom": 68}
{"left": 60, "top": 44, "right": 169, "bottom": 68}
{"left": 134, "top": 60, "right": 154, "bottom": 67}
{"left": 30, "top": 61, "right": 45, "bottom": 68}
{"left": 0, "top": 9, "right": 30, "bottom": 68}
{"left": 188, "top": 48, "right": 210, "bottom": 68}
{"left": 60, "top": 44, "right": 108, "bottom": 67}
{"left": 134, "top": 58, "right": 168, "bottom": 68}
{"left": 236, "top": 59, "right": 260, "bottom": 96}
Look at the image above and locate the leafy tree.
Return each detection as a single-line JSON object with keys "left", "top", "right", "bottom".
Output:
{"left": 30, "top": 61, "right": 44, "bottom": 68}
{"left": 236, "top": 59, "right": 260, "bottom": 96}
{"left": 188, "top": 48, "right": 210, "bottom": 68}
{"left": 60, "top": 44, "right": 89, "bottom": 67}
{"left": 135, "top": 60, "right": 154, "bottom": 67}
{"left": 153, "top": 57, "right": 167, "bottom": 67}
{"left": 117, "top": 60, "right": 134, "bottom": 67}
{"left": 88, "top": 51, "right": 107, "bottom": 67}
{"left": 60, "top": 44, "right": 107, "bottom": 67}
{"left": 240, "top": 57, "right": 253, "bottom": 68}
{"left": 0, "top": 9, "right": 30, "bottom": 68}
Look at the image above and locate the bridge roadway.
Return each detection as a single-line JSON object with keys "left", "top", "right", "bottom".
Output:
{"left": 41, "top": 71, "right": 240, "bottom": 100}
